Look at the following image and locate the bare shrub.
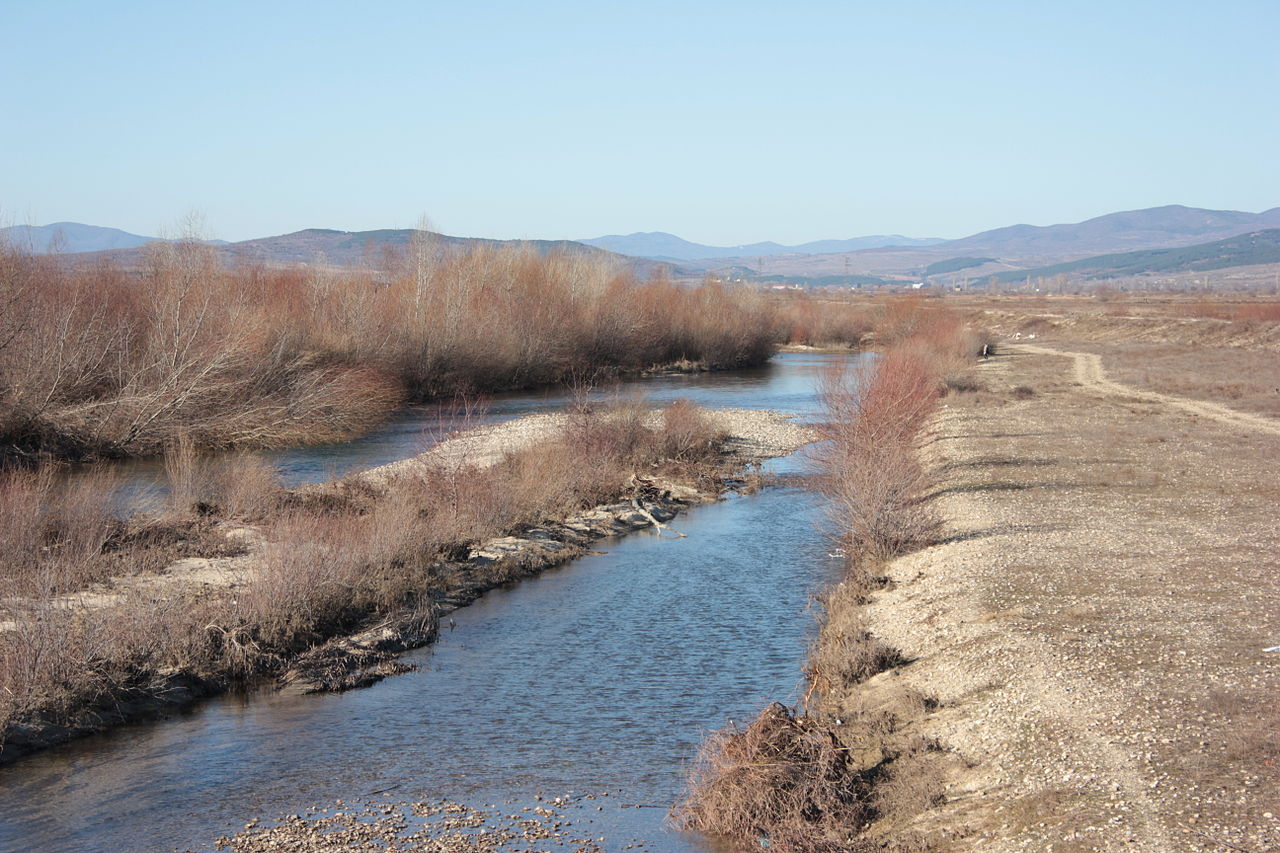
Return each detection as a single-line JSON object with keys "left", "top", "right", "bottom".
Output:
{"left": 0, "top": 465, "right": 119, "bottom": 596}
{"left": 817, "top": 351, "right": 941, "bottom": 563}
{"left": 660, "top": 398, "right": 724, "bottom": 462}
{"left": 1232, "top": 301, "right": 1280, "bottom": 324}
{"left": 0, "top": 604, "right": 95, "bottom": 728}
{"left": 0, "top": 394, "right": 737, "bottom": 749}
{"left": 942, "top": 372, "right": 986, "bottom": 394}
{"left": 163, "top": 433, "right": 209, "bottom": 517}
{"left": 211, "top": 455, "right": 285, "bottom": 521}
{"left": 773, "top": 292, "right": 874, "bottom": 348}
{"left": 681, "top": 315, "right": 970, "bottom": 851}
{"left": 492, "top": 443, "right": 596, "bottom": 527}
{"left": 674, "top": 702, "right": 873, "bottom": 853}
{"left": 236, "top": 511, "right": 368, "bottom": 651}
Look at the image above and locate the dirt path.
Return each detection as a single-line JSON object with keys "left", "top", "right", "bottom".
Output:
{"left": 1017, "top": 343, "right": 1280, "bottom": 436}
{"left": 861, "top": 347, "right": 1279, "bottom": 852}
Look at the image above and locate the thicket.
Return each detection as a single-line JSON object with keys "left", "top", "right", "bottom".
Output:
{"left": 676, "top": 301, "right": 983, "bottom": 853}
{"left": 0, "top": 238, "right": 777, "bottom": 463}
{"left": 771, "top": 292, "right": 877, "bottom": 348}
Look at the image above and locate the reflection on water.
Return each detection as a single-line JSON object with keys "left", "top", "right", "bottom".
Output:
{"left": 0, "top": 353, "right": 868, "bottom": 853}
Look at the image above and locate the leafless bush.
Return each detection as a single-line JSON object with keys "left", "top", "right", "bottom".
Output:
{"left": 680, "top": 312, "right": 970, "bottom": 851}
{"left": 236, "top": 511, "right": 369, "bottom": 651}
{"left": 816, "top": 351, "right": 942, "bottom": 563}
{"left": 773, "top": 292, "right": 875, "bottom": 347}
{"left": 163, "top": 433, "right": 208, "bottom": 517}
{"left": 211, "top": 455, "right": 285, "bottom": 521}
{"left": 0, "top": 466, "right": 119, "bottom": 597}
{"left": 674, "top": 702, "right": 874, "bottom": 853}
{"left": 0, "top": 397, "right": 734, "bottom": 751}
{"left": 660, "top": 398, "right": 724, "bottom": 462}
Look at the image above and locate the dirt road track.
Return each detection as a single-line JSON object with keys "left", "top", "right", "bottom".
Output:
{"left": 1016, "top": 343, "right": 1280, "bottom": 436}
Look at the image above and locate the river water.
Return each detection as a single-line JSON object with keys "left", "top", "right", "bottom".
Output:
{"left": 0, "top": 352, "right": 866, "bottom": 853}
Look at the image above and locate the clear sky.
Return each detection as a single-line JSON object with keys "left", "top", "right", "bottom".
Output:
{"left": 3, "top": 1, "right": 1277, "bottom": 244}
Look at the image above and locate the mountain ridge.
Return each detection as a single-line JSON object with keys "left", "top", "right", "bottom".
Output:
{"left": 943, "top": 204, "right": 1280, "bottom": 257}
{"left": 11, "top": 204, "right": 1280, "bottom": 281}
{"left": 978, "top": 228, "right": 1280, "bottom": 285}
{"left": 47, "top": 227, "right": 673, "bottom": 279}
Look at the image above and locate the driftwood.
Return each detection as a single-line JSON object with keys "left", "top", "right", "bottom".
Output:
{"left": 627, "top": 474, "right": 687, "bottom": 538}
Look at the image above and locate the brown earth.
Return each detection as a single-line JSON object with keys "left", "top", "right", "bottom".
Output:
{"left": 849, "top": 341, "right": 1279, "bottom": 851}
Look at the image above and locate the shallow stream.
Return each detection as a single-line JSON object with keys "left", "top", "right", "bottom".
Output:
{"left": 0, "top": 353, "right": 866, "bottom": 853}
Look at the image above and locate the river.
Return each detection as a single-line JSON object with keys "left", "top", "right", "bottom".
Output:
{"left": 0, "top": 352, "right": 867, "bottom": 853}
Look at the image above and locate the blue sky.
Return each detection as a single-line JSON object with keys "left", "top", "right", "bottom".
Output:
{"left": 3, "top": 1, "right": 1277, "bottom": 243}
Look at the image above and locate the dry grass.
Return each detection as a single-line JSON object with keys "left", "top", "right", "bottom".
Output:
{"left": 807, "top": 582, "right": 903, "bottom": 693}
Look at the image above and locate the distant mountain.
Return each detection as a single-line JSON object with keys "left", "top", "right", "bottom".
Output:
{"left": 941, "top": 205, "right": 1280, "bottom": 259}
{"left": 64, "top": 227, "right": 671, "bottom": 278}
{"left": 0, "top": 222, "right": 159, "bottom": 253}
{"left": 0, "top": 222, "right": 235, "bottom": 254}
{"left": 219, "top": 228, "right": 632, "bottom": 267}
{"left": 983, "top": 228, "right": 1280, "bottom": 284}
{"left": 578, "top": 231, "right": 943, "bottom": 261}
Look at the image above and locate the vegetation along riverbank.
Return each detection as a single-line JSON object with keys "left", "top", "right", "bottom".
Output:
{"left": 675, "top": 303, "right": 988, "bottom": 852}
{"left": 0, "top": 398, "right": 813, "bottom": 763}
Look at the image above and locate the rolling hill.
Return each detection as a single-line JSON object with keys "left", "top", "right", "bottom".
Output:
{"left": 18, "top": 204, "right": 1280, "bottom": 284}
{"left": 0, "top": 222, "right": 160, "bottom": 253}
{"left": 942, "top": 204, "right": 1280, "bottom": 259}
{"left": 58, "top": 228, "right": 670, "bottom": 278}
{"left": 670, "top": 205, "right": 1280, "bottom": 281}
{"left": 981, "top": 228, "right": 1280, "bottom": 284}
